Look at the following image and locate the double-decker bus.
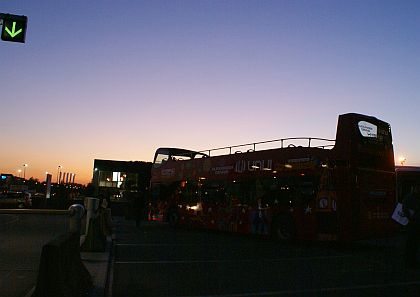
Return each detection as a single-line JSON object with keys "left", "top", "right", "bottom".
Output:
{"left": 395, "top": 166, "right": 420, "bottom": 203}
{"left": 149, "top": 113, "right": 396, "bottom": 241}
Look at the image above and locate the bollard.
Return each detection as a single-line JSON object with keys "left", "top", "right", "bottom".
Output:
{"left": 81, "top": 197, "right": 107, "bottom": 252}
{"left": 68, "top": 204, "right": 85, "bottom": 235}
{"left": 84, "top": 197, "right": 99, "bottom": 234}
{"left": 32, "top": 232, "right": 92, "bottom": 297}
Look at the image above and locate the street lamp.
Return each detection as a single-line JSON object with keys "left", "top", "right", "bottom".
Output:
{"left": 17, "top": 169, "right": 22, "bottom": 178}
{"left": 23, "top": 164, "right": 28, "bottom": 179}
{"left": 399, "top": 156, "right": 407, "bottom": 166}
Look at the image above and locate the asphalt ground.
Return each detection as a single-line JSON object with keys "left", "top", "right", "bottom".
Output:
{"left": 112, "top": 220, "right": 420, "bottom": 297}
{"left": 0, "top": 213, "right": 68, "bottom": 297}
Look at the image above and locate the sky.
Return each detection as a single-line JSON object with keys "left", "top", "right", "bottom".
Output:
{"left": 1, "top": 0, "right": 419, "bottom": 185}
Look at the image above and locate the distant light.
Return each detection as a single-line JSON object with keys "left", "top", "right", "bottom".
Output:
{"left": 399, "top": 156, "right": 407, "bottom": 166}
{"left": 285, "top": 164, "right": 292, "bottom": 169}
{"left": 94, "top": 168, "right": 98, "bottom": 171}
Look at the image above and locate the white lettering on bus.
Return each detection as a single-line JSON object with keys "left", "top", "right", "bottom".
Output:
{"left": 211, "top": 166, "right": 234, "bottom": 175}
{"left": 358, "top": 121, "right": 377, "bottom": 138}
{"left": 235, "top": 160, "right": 272, "bottom": 173}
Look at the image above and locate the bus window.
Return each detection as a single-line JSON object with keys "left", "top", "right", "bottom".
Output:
{"left": 154, "top": 152, "right": 169, "bottom": 168}
{"left": 179, "top": 181, "right": 200, "bottom": 203}
{"left": 202, "top": 181, "right": 226, "bottom": 204}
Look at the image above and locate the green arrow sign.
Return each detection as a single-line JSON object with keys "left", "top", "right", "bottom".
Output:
{"left": 4, "top": 22, "right": 23, "bottom": 38}
{"left": 1, "top": 13, "right": 27, "bottom": 43}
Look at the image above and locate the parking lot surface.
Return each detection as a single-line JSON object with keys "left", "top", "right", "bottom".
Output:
{"left": 112, "top": 220, "right": 420, "bottom": 297}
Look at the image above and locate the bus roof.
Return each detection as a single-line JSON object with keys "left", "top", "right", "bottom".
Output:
{"left": 395, "top": 166, "right": 420, "bottom": 172}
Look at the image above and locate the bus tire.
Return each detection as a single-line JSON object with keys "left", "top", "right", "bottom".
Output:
{"left": 167, "top": 209, "right": 180, "bottom": 227}
{"left": 271, "top": 215, "right": 295, "bottom": 242}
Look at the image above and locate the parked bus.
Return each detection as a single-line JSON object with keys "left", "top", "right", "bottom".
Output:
{"left": 149, "top": 113, "right": 396, "bottom": 241}
{"left": 395, "top": 166, "right": 420, "bottom": 203}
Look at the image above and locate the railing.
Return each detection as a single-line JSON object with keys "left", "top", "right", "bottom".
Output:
{"left": 0, "top": 204, "right": 85, "bottom": 234}
{"left": 198, "top": 137, "right": 336, "bottom": 157}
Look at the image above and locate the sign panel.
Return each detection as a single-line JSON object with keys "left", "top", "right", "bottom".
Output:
{"left": 358, "top": 121, "right": 377, "bottom": 138}
{"left": 1, "top": 13, "right": 27, "bottom": 43}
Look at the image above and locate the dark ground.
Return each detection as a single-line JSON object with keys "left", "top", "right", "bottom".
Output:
{"left": 112, "top": 220, "right": 420, "bottom": 297}
{"left": 0, "top": 214, "right": 68, "bottom": 297}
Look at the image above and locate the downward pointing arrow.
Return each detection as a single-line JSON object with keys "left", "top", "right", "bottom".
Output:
{"left": 5, "top": 22, "right": 23, "bottom": 38}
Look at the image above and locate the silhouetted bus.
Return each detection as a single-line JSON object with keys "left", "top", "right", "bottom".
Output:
{"left": 149, "top": 113, "right": 396, "bottom": 241}
{"left": 395, "top": 166, "right": 420, "bottom": 203}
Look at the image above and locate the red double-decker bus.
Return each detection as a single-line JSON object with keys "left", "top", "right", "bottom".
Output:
{"left": 149, "top": 113, "right": 396, "bottom": 241}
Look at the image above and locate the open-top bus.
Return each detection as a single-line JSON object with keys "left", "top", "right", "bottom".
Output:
{"left": 149, "top": 113, "right": 396, "bottom": 241}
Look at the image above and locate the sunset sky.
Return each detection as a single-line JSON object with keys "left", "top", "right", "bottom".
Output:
{"left": 1, "top": 0, "right": 419, "bottom": 185}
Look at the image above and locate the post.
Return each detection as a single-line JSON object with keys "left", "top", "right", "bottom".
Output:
{"left": 45, "top": 173, "right": 52, "bottom": 199}
{"left": 68, "top": 204, "right": 85, "bottom": 235}
{"left": 84, "top": 197, "right": 100, "bottom": 235}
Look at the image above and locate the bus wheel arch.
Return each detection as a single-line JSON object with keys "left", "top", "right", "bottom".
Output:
{"left": 271, "top": 214, "right": 296, "bottom": 241}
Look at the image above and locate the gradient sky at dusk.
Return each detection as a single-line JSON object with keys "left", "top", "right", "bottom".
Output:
{"left": 1, "top": 0, "right": 420, "bottom": 185}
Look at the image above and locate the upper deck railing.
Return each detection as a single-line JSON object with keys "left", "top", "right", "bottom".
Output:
{"left": 198, "top": 137, "right": 336, "bottom": 157}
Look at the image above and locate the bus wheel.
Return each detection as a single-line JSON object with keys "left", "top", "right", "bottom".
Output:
{"left": 167, "top": 210, "right": 179, "bottom": 227}
{"left": 272, "top": 215, "right": 295, "bottom": 241}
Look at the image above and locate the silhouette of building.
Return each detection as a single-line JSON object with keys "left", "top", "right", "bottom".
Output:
{"left": 92, "top": 159, "right": 152, "bottom": 199}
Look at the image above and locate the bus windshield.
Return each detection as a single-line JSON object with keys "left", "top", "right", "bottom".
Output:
{"left": 153, "top": 148, "right": 208, "bottom": 168}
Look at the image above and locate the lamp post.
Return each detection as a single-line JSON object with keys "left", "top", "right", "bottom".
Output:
{"left": 17, "top": 169, "right": 22, "bottom": 178}
{"left": 23, "top": 164, "right": 28, "bottom": 179}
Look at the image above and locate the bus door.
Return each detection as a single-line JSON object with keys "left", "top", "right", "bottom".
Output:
{"left": 356, "top": 168, "right": 396, "bottom": 239}
{"left": 293, "top": 179, "right": 317, "bottom": 240}
{"left": 315, "top": 167, "right": 339, "bottom": 241}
